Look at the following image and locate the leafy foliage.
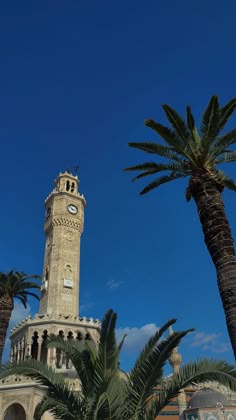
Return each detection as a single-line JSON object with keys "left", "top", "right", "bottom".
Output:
{"left": 0, "top": 270, "right": 40, "bottom": 365}
{"left": 125, "top": 96, "right": 236, "bottom": 197}
{"left": 0, "top": 270, "right": 40, "bottom": 308}
{"left": 1, "top": 310, "right": 236, "bottom": 419}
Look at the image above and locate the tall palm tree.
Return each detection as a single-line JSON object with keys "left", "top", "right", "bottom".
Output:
{"left": 1, "top": 309, "right": 236, "bottom": 420}
{"left": 125, "top": 96, "right": 236, "bottom": 359}
{"left": 0, "top": 270, "right": 40, "bottom": 365}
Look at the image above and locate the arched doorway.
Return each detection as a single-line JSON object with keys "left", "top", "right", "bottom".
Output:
{"left": 4, "top": 403, "right": 26, "bottom": 420}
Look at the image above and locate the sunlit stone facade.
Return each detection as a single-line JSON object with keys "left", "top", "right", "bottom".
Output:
{"left": 0, "top": 171, "right": 100, "bottom": 420}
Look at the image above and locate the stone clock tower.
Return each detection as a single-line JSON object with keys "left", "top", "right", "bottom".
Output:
{"left": 40, "top": 171, "right": 86, "bottom": 317}
{"left": 0, "top": 171, "right": 100, "bottom": 420}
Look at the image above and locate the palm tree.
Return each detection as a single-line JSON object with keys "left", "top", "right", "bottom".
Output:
{"left": 125, "top": 96, "right": 236, "bottom": 359}
{"left": 1, "top": 309, "right": 236, "bottom": 420}
{"left": 0, "top": 270, "right": 40, "bottom": 365}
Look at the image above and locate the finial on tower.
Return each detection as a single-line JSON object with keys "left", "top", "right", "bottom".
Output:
{"left": 168, "top": 325, "right": 182, "bottom": 373}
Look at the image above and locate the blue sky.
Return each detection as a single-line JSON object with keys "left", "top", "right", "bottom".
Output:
{"left": 1, "top": 0, "right": 236, "bottom": 370}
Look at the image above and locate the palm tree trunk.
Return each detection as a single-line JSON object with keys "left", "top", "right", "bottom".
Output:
{"left": 0, "top": 295, "right": 13, "bottom": 366}
{"left": 189, "top": 172, "right": 236, "bottom": 360}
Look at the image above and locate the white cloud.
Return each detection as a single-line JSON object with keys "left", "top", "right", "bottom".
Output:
{"left": 116, "top": 323, "right": 158, "bottom": 353}
{"left": 191, "top": 331, "right": 230, "bottom": 354}
{"left": 107, "top": 279, "right": 123, "bottom": 290}
{"left": 2, "top": 302, "right": 31, "bottom": 362}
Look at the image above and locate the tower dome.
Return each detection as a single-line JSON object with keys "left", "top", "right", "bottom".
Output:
{"left": 188, "top": 387, "right": 229, "bottom": 409}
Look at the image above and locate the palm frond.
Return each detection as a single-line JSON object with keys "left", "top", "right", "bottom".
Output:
{"left": 47, "top": 335, "right": 94, "bottom": 398}
{"left": 0, "top": 359, "right": 83, "bottom": 417}
{"left": 162, "top": 104, "right": 199, "bottom": 157}
{"left": 216, "top": 150, "right": 236, "bottom": 164}
{"left": 211, "top": 168, "right": 236, "bottom": 191}
{"left": 125, "top": 162, "right": 173, "bottom": 172}
{"left": 124, "top": 327, "right": 193, "bottom": 418}
{"left": 144, "top": 120, "right": 190, "bottom": 157}
{"left": 127, "top": 142, "right": 184, "bottom": 162}
{"left": 131, "top": 170, "right": 162, "bottom": 182}
{"left": 154, "top": 359, "right": 236, "bottom": 415}
{"left": 19, "top": 291, "right": 40, "bottom": 300}
{"left": 125, "top": 162, "right": 189, "bottom": 182}
{"left": 209, "top": 128, "right": 236, "bottom": 159}
{"left": 98, "top": 309, "right": 118, "bottom": 372}
{"left": 139, "top": 172, "right": 187, "bottom": 195}
{"left": 186, "top": 105, "right": 195, "bottom": 131}
{"left": 117, "top": 334, "right": 127, "bottom": 353}
{"left": 34, "top": 395, "right": 82, "bottom": 420}
{"left": 130, "top": 319, "right": 176, "bottom": 380}
{"left": 219, "top": 98, "right": 236, "bottom": 130}
{"left": 186, "top": 106, "right": 201, "bottom": 148}
{"left": 162, "top": 104, "right": 190, "bottom": 145}
{"left": 201, "top": 96, "right": 220, "bottom": 153}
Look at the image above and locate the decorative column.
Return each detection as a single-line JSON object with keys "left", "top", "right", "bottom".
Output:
{"left": 26, "top": 342, "right": 31, "bottom": 359}
{"left": 22, "top": 336, "right": 26, "bottom": 360}
{"left": 19, "top": 339, "right": 23, "bottom": 361}
{"left": 13, "top": 344, "right": 17, "bottom": 361}
{"left": 10, "top": 347, "right": 14, "bottom": 362}
{"left": 37, "top": 338, "right": 42, "bottom": 361}
{"left": 168, "top": 326, "right": 186, "bottom": 418}
{"left": 16, "top": 342, "right": 20, "bottom": 362}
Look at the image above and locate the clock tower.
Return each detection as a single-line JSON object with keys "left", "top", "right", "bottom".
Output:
{"left": 39, "top": 170, "right": 86, "bottom": 318}
{"left": 0, "top": 171, "right": 100, "bottom": 419}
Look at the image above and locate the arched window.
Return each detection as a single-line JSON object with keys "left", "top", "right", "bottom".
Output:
{"left": 71, "top": 182, "right": 75, "bottom": 192}
{"left": 56, "top": 330, "right": 64, "bottom": 368}
{"left": 31, "top": 331, "right": 39, "bottom": 360}
{"left": 64, "top": 264, "right": 72, "bottom": 279}
{"left": 76, "top": 331, "right": 83, "bottom": 341}
{"left": 4, "top": 403, "right": 26, "bottom": 420}
{"left": 67, "top": 331, "right": 74, "bottom": 340}
{"left": 66, "top": 331, "right": 74, "bottom": 369}
{"left": 40, "top": 330, "right": 49, "bottom": 363}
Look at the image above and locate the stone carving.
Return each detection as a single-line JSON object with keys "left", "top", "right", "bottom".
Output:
{"left": 64, "top": 230, "right": 74, "bottom": 241}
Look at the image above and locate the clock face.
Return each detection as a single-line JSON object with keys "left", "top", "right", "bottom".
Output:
{"left": 67, "top": 204, "right": 78, "bottom": 215}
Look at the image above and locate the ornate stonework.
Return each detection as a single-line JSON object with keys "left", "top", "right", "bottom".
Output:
{"left": 0, "top": 171, "right": 100, "bottom": 420}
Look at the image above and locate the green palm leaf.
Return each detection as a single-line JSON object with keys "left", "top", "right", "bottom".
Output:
{"left": 219, "top": 98, "right": 236, "bottom": 130}
{"left": 144, "top": 120, "right": 189, "bottom": 156}
{"left": 216, "top": 150, "right": 236, "bottom": 164}
{"left": 186, "top": 105, "right": 195, "bottom": 131}
{"left": 140, "top": 172, "right": 187, "bottom": 195}
{"left": 124, "top": 328, "right": 194, "bottom": 419}
{"left": 152, "top": 359, "right": 236, "bottom": 416}
{"left": 211, "top": 168, "right": 236, "bottom": 191}
{"left": 0, "top": 360, "right": 83, "bottom": 417}
{"left": 201, "top": 96, "right": 220, "bottom": 153}
{"left": 34, "top": 395, "right": 83, "bottom": 420}
{"left": 209, "top": 128, "right": 236, "bottom": 159}
{"left": 162, "top": 104, "right": 194, "bottom": 153}
{"left": 128, "top": 142, "right": 184, "bottom": 162}
{"left": 125, "top": 162, "right": 189, "bottom": 182}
